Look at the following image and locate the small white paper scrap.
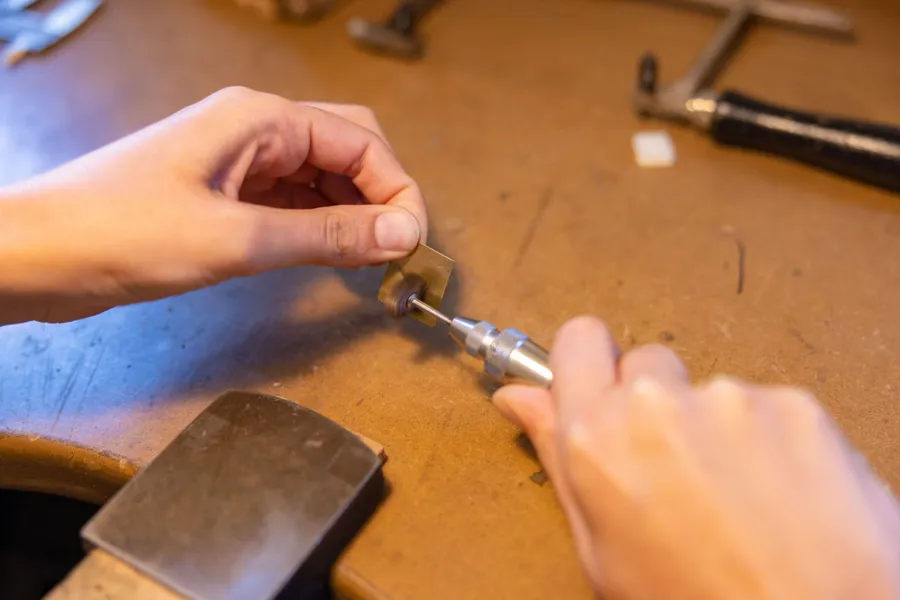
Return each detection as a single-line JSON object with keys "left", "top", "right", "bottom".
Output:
{"left": 632, "top": 130, "right": 676, "bottom": 168}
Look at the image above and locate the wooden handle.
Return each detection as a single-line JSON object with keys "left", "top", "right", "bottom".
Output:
{"left": 45, "top": 550, "right": 182, "bottom": 600}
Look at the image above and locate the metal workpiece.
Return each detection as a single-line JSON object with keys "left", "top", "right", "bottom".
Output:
{"left": 378, "top": 243, "right": 455, "bottom": 326}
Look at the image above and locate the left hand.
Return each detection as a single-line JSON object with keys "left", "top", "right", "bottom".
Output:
{"left": 0, "top": 87, "right": 427, "bottom": 324}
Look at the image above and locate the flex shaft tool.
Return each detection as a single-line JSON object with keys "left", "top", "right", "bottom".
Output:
{"left": 384, "top": 274, "right": 554, "bottom": 388}
{"left": 632, "top": 0, "right": 900, "bottom": 193}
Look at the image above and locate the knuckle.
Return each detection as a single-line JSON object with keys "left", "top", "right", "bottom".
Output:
{"left": 703, "top": 374, "right": 745, "bottom": 398}
{"left": 561, "top": 421, "right": 620, "bottom": 483}
{"left": 702, "top": 375, "right": 753, "bottom": 418}
{"left": 628, "top": 376, "right": 678, "bottom": 416}
{"left": 775, "top": 386, "right": 823, "bottom": 420}
{"left": 211, "top": 85, "right": 257, "bottom": 105}
{"left": 337, "top": 104, "right": 378, "bottom": 128}
{"left": 209, "top": 87, "right": 287, "bottom": 116}
{"left": 562, "top": 421, "right": 600, "bottom": 458}
{"left": 556, "top": 315, "right": 608, "bottom": 344}
{"left": 310, "top": 103, "right": 382, "bottom": 134}
{"left": 628, "top": 343, "right": 677, "bottom": 365}
{"left": 348, "top": 104, "right": 377, "bottom": 120}
{"left": 322, "top": 212, "right": 358, "bottom": 259}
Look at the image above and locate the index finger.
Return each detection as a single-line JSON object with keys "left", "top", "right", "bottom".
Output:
{"left": 552, "top": 316, "right": 621, "bottom": 428}
{"left": 172, "top": 89, "right": 428, "bottom": 242}
{"left": 301, "top": 104, "right": 427, "bottom": 241}
{"left": 302, "top": 102, "right": 390, "bottom": 142}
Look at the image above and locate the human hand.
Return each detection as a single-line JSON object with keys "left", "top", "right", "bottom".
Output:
{"left": 0, "top": 87, "right": 427, "bottom": 324}
{"left": 494, "top": 317, "right": 900, "bottom": 600}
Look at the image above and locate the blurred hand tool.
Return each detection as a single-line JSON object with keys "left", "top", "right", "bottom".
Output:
{"left": 0, "top": 0, "right": 102, "bottom": 66}
{"left": 383, "top": 274, "right": 553, "bottom": 387}
{"left": 50, "top": 392, "right": 386, "bottom": 600}
{"left": 233, "top": 0, "right": 334, "bottom": 22}
{"left": 632, "top": 0, "right": 900, "bottom": 193}
{"left": 347, "top": 0, "right": 443, "bottom": 60}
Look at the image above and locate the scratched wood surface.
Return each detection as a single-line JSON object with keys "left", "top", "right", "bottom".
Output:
{"left": 1, "top": 1, "right": 899, "bottom": 598}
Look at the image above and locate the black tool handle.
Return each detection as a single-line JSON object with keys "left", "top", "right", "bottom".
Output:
{"left": 388, "top": 0, "right": 442, "bottom": 32}
{"left": 710, "top": 90, "right": 900, "bottom": 193}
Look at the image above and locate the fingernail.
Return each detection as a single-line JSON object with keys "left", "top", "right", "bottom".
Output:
{"left": 375, "top": 210, "right": 419, "bottom": 251}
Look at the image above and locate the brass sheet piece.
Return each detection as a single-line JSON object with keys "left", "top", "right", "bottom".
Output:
{"left": 378, "top": 244, "right": 454, "bottom": 326}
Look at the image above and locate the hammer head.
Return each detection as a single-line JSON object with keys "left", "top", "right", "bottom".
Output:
{"left": 347, "top": 17, "right": 423, "bottom": 60}
{"left": 82, "top": 392, "right": 386, "bottom": 600}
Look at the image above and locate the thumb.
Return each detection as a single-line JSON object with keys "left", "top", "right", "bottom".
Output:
{"left": 239, "top": 203, "right": 421, "bottom": 271}
{"left": 494, "top": 384, "right": 556, "bottom": 445}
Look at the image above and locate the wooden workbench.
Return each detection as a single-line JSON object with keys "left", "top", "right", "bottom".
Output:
{"left": 1, "top": 0, "right": 898, "bottom": 598}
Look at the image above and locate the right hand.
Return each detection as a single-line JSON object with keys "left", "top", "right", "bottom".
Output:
{"left": 494, "top": 317, "right": 900, "bottom": 600}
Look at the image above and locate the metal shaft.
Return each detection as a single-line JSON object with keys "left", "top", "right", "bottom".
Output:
{"left": 661, "top": 0, "right": 853, "bottom": 34}
{"left": 409, "top": 297, "right": 451, "bottom": 325}
{"left": 675, "top": 1, "right": 753, "bottom": 98}
{"left": 408, "top": 298, "right": 553, "bottom": 387}
{"left": 631, "top": 0, "right": 853, "bottom": 127}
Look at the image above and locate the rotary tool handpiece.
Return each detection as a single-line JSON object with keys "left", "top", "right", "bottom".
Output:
{"left": 409, "top": 297, "right": 553, "bottom": 387}
{"left": 450, "top": 317, "right": 553, "bottom": 387}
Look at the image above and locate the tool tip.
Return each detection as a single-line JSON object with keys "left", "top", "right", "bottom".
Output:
{"left": 383, "top": 275, "right": 426, "bottom": 318}
{"left": 410, "top": 297, "right": 451, "bottom": 325}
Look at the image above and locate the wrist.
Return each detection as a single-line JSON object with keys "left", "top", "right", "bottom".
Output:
{"left": 0, "top": 186, "right": 74, "bottom": 325}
